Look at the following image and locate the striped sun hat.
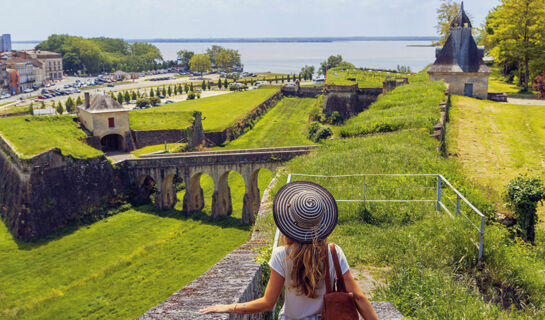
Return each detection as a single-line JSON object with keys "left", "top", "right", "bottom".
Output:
{"left": 273, "top": 181, "right": 338, "bottom": 244}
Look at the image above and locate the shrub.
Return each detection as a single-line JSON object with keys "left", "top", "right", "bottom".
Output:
{"left": 326, "top": 111, "right": 343, "bottom": 125}
{"left": 136, "top": 98, "right": 149, "bottom": 107}
{"left": 505, "top": 175, "right": 545, "bottom": 243}
{"left": 149, "top": 96, "right": 161, "bottom": 105}
{"left": 532, "top": 72, "right": 545, "bottom": 99}
{"left": 187, "top": 92, "right": 196, "bottom": 100}
{"left": 307, "top": 121, "right": 332, "bottom": 142}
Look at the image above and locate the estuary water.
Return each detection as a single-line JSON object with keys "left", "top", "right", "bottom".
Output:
{"left": 14, "top": 41, "right": 436, "bottom": 74}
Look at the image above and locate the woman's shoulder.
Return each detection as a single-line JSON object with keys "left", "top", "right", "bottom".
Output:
{"left": 272, "top": 245, "right": 288, "bottom": 257}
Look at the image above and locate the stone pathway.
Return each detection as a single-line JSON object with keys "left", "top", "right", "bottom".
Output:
{"left": 505, "top": 97, "right": 545, "bottom": 106}
{"left": 106, "top": 151, "right": 136, "bottom": 163}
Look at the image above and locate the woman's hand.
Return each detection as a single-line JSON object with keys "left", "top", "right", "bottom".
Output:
{"left": 199, "top": 304, "right": 232, "bottom": 314}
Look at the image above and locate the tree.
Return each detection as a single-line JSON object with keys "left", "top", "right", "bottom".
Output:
{"left": 150, "top": 88, "right": 154, "bottom": 97}
{"left": 202, "top": 80, "right": 206, "bottom": 91}
{"left": 190, "top": 82, "right": 194, "bottom": 92}
{"left": 488, "top": 0, "right": 545, "bottom": 91}
{"left": 224, "top": 78, "right": 228, "bottom": 88}
{"left": 189, "top": 54, "right": 212, "bottom": 77}
{"left": 275, "top": 75, "right": 278, "bottom": 83}
{"left": 40, "top": 101, "right": 46, "bottom": 109}
{"left": 168, "top": 86, "right": 173, "bottom": 96}
{"left": 56, "top": 102, "right": 63, "bottom": 115}
{"left": 131, "top": 91, "right": 137, "bottom": 100}
{"left": 176, "top": 50, "right": 194, "bottom": 66}
{"left": 29, "top": 103, "right": 34, "bottom": 116}
{"left": 65, "top": 97, "right": 75, "bottom": 113}
{"left": 300, "top": 65, "right": 315, "bottom": 81}
{"left": 207, "top": 81, "right": 211, "bottom": 90}
{"left": 117, "top": 92, "right": 124, "bottom": 104}
{"left": 206, "top": 45, "right": 242, "bottom": 70}
{"left": 506, "top": 175, "right": 545, "bottom": 243}
{"left": 124, "top": 91, "right": 131, "bottom": 104}
{"left": 184, "top": 83, "right": 189, "bottom": 93}
{"left": 162, "top": 87, "right": 166, "bottom": 96}
{"left": 318, "top": 55, "right": 344, "bottom": 76}
{"left": 435, "top": 0, "right": 462, "bottom": 45}
{"left": 156, "top": 87, "right": 161, "bottom": 97}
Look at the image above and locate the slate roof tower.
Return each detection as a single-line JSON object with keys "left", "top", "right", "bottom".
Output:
{"left": 428, "top": 2, "right": 490, "bottom": 99}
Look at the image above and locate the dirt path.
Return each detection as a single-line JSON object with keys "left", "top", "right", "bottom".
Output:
{"left": 505, "top": 97, "right": 545, "bottom": 106}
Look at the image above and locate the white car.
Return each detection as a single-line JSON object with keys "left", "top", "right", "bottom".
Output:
{"left": 0, "top": 94, "right": 11, "bottom": 99}
{"left": 23, "top": 88, "right": 33, "bottom": 93}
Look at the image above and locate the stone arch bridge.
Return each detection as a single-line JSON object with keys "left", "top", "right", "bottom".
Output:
{"left": 119, "top": 146, "right": 316, "bottom": 224}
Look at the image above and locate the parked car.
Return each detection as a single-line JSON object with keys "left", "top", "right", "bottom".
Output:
{"left": 107, "top": 84, "right": 115, "bottom": 87}
{"left": 164, "top": 100, "right": 174, "bottom": 104}
{"left": 23, "top": 88, "right": 33, "bottom": 93}
{"left": 38, "top": 95, "right": 48, "bottom": 99}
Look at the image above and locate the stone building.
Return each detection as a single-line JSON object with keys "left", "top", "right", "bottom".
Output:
{"left": 78, "top": 93, "right": 131, "bottom": 152}
{"left": 427, "top": 3, "right": 490, "bottom": 99}
{"left": 26, "top": 50, "right": 63, "bottom": 81}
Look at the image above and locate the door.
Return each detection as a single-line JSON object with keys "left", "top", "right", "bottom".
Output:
{"left": 464, "top": 83, "right": 473, "bottom": 97}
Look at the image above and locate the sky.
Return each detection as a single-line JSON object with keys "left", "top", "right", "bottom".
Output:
{"left": 3, "top": 0, "right": 499, "bottom": 41}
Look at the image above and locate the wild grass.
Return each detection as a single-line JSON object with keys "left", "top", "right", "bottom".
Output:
{"left": 338, "top": 80, "right": 445, "bottom": 137}
{"left": 326, "top": 68, "right": 409, "bottom": 88}
{"left": 446, "top": 96, "right": 545, "bottom": 214}
{"left": 129, "top": 88, "right": 279, "bottom": 132}
{"left": 258, "top": 130, "right": 545, "bottom": 319}
{"left": 0, "top": 167, "right": 273, "bottom": 320}
{"left": 0, "top": 116, "right": 103, "bottom": 159}
{"left": 218, "top": 98, "right": 316, "bottom": 150}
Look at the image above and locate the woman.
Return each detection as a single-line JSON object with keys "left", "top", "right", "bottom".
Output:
{"left": 200, "top": 181, "right": 379, "bottom": 320}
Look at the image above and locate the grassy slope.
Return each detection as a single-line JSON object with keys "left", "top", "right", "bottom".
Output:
{"left": 129, "top": 109, "right": 194, "bottom": 131}
{"left": 0, "top": 116, "right": 103, "bottom": 159}
{"left": 129, "top": 88, "right": 279, "bottom": 132}
{"left": 218, "top": 97, "right": 316, "bottom": 150}
{"left": 446, "top": 96, "right": 545, "bottom": 208}
{"left": 326, "top": 68, "right": 408, "bottom": 87}
{"left": 339, "top": 79, "right": 444, "bottom": 137}
{"left": 0, "top": 169, "right": 272, "bottom": 319}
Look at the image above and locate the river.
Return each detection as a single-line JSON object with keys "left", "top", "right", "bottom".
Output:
{"left": 13, "top": 41, "right": 436, "bottom": 74}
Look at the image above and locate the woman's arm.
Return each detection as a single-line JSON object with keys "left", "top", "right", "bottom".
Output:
{"left": 199, "top": 268, "right": 284, "bottom": 314}
{"left": 342, "top": 270, "right": 379, "bottom": 320}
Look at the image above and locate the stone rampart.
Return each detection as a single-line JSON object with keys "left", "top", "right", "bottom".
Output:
{"left": 323, "top": 85, "right": 382, "bottom": 119}
{"left": 281, "top": 85, "right": 323, "bottom": 98}
{"left": 131, "top": 129, "right": 189, "bottom": 149}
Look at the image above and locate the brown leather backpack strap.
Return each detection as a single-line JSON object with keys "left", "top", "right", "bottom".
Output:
{"left": 324, "top": 244, "right": 332, "bottom": 293}
{"left": 329, "top": 243, "right": 347, "bottom": 292}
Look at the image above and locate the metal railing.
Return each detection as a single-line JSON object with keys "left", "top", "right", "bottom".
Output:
{"left": 273, "top": 173, "right": 485, "bottom": 260}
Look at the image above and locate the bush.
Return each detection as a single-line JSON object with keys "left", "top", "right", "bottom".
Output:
{"left": 307, "top": 121, "right": 332, "bottom": 142}
{"left": 505, "top": 175, "right": 545, "bottom": 243}
{"left": 326, "top": 111, "right": 343, "bottom": 125}
{"left": 136, "top": 98, "right": 149, "bottom": 107}
{"left": 187, "top": 92, "right": 196, "bottom": 100}
{"left": 149, "top": 96, "right": 161, "bottom": 105}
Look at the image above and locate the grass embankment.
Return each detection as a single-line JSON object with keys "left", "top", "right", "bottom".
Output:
{"left": 446, "top": 95, "right": 545, "bottom": 212}
{"left": 252, "top": 74, "right": 545, "bottom": 318}
{"left": 0, "top": 168, "right": 273, "bottom": 319}
{"left": 129, "top": 88, "right": 279, "bottom": 132}
{"left": 0, "top": 116, "right": 103, "bottom": 159}
{"left": 218, "top": 98, "right": 316, "bottom": 150}
{"left": 339, "top": 79, "right": 444, "bottom": 137}
{"left": 326, "top": 67, "right": 409, "bottom": 88}
{"left": 131, "top": 143, "right": 187, "bottom": 157}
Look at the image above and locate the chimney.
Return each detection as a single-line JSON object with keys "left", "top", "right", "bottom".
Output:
{"left": 84, "top": 92, "right": 90, "bottom": 108}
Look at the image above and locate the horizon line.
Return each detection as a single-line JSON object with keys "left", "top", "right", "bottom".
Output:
{"left": 13, "top": 36, "right": 439, "bottom": 44}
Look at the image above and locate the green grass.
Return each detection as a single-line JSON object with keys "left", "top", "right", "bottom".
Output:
{"left": 217, "top": 97, "right": 316, "bottom": 150}
{"left": 339, "top": 79, "right": 445, "bottom": 137}
{"left": 258, "top": 130, "right": 545, "bottom": 319}
{"left": 129, "top": 109, "right": 194, "bottom": 131}
{"left": 488, "top": 66, "right": 537, "bottom": 98}
{"left": 326, "top": 67, "right": 409, "bottom": 88}
{"left": 131, "top": 143, "right": 187, "bottom": 157}
{"left": 446, "top": 95, "right": 545, "bottom": 215}
{"left": 0, "top": 116, "right": 103, "bottom": 159}
{"left": 0, "top": 167, "right": 273, "bottom": 319}
{"left": 129, "top": 88, "right": 279, "bottom": 132}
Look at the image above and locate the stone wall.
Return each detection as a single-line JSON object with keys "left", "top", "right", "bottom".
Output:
{"left": 281, "top": 85, "right": 323, "bottom": 98}
{"left": 323, "top": 86, "right": 382, "bottom": 119}
{"left": 429, "top": 72, "right": 488, "bottom": 99}
{"left": 131, "top": 129, "right": 189, "bottom": 150}
{"left": 0, "top": 134, "right": 127, "bottom": 241}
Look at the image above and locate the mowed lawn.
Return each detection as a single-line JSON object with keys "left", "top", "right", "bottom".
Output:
{"left": 219, "top": 97, "right": 316, "bottom": 150}
{"left": 326, "top": 67, "right": 408, "bottom": 88}
{"left": 0, "top": 116, "right": 103, "bottom": 159}
{"left": 0, "top": 168, "right": 274, "bottom": 320}
{"left": 129, "top": 88, "right": 279, "bottom": 132}
{"left": 446, "top": 96, "right": 545, "bottom": 206}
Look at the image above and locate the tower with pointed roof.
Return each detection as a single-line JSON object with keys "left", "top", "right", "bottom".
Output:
{"left": 428, "top": 2, "right": 490, "bottom": 99}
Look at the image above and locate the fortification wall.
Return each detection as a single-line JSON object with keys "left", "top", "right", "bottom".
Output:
{"left": 323, "top": 86, "right": 381, "bottom": 119}
{"left": 131, "top": 129, "right": 188, "bottom": 149}
{"left": 0, "top": 134, "right": 127, "bottom": 241}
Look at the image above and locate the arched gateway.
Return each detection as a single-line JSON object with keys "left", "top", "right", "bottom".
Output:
{"left": 121, "top": 146, "right": 316, "bottom": 224}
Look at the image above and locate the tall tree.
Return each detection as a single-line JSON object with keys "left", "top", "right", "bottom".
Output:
{"left": 435, "top": 0, "right": 462, "bottom": 45}
{"left": 189, "top": 54, "right": 212, "bottom": 77}
{"left": 318, "top": 55, "right": 344, "bottom": 76}
{"left": 117, "top": 92, "right": 124, "bottom": 104}
{"left": 124, "top": 91, "right": 131, "bottom": 104}
{"left": 56, "top": 102, "right": 64, "bottom": 115}
{"left": 488, "top": 0, "right": 545, "bottom": 91}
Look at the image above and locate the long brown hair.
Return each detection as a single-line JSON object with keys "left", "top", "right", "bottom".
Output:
{"left": 282, "top": 235, "right": 328, "bottom": 298}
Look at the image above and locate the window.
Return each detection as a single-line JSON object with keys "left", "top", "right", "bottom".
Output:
{"left": 108, "top": 117, "right": 115, "bottom": 128}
